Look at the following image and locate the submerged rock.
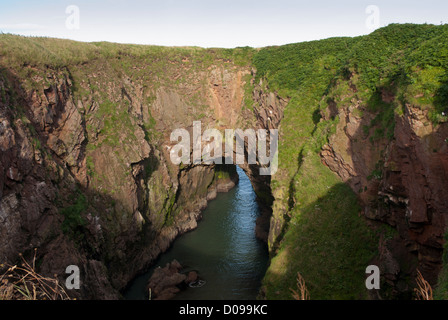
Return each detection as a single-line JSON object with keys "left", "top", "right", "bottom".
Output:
{"left": 184, "top": 271, "right": 198, "bottom": 285}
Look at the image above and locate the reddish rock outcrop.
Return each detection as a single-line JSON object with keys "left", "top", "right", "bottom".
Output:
{"left": 320, "top": 91, "right": 448, "bottom": 295}
{"left": 146, "top": 260, "right": 186, "bottom": 300}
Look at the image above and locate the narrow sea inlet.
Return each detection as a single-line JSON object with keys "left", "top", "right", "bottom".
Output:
{"left": 124, "top": 166, "right": 269, "bottom": 300}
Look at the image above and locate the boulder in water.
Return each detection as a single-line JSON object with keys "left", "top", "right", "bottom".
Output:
{"left": 184, "top": 271, "right": 198, "bottom": 285}
{"left": 146, "top": 260, "right": 186, "bottom": 300}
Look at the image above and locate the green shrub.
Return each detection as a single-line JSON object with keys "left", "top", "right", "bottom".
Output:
{"left": 59, "top": 191, "right": 88, "bottom": 240}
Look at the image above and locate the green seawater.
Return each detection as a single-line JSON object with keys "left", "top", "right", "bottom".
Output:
{"left": 124, "top": 166, "right": 269, "bottom": 300}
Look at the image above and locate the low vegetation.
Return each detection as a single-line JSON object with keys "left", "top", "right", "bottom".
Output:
{"left": 290, "top": 272, "right": 310, "bottom": 300}
{"left": 59, "top": 189, "right": 88, "bottom": 242}
{"left": 0, "top": 250, "right": 71, "bottom": 300}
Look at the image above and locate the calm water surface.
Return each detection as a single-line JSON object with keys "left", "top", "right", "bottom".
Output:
{"left": 124, "top": 166, "right": 269, "bottom": 300}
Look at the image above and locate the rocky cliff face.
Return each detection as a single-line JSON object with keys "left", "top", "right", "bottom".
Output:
{"left": 320, "top": 86, "right": 448, "bottom": 296}
{"left": 0, "top": 43, "right": 280, "bottom": 299}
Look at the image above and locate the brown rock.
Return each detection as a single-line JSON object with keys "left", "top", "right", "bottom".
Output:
{"left": 6, "top": 166, "right": 21, "bottom": 181}
{"left": 154, "top": 286, "right": 180, "bottom": 300}
{"left": 185, "top": 271, "right": 198, "bottom": 285}
{"left": 146, "top": 260, "right": 186, "bottom": 300}
{"left": 168, "top": 259, "right": 183, "bottom": 273}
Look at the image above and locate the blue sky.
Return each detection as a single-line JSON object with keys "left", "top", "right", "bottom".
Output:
{"left": 0, "top": 0, "right": 447, "bottom": 47}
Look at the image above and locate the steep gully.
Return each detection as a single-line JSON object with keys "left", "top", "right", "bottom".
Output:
{"left": 0, "top": 65, "right": 286, "bottom": 299}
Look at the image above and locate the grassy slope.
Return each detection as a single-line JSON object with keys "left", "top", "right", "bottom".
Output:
{"left": 255, "top": 36, "right": 380, "bottom": 300}
{"left": 256, "top": 23, "right": 448, "bottom": 299}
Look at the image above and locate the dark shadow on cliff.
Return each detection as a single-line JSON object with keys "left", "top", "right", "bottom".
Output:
{"left": 0, "top": 65, "right": 169, "bottom": 299}
{"left": 263, "top": 181, "right": 379, "bottom": 300}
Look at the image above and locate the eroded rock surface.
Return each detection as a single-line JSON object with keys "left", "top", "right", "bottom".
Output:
{"left": 320, "top": 87, "right": 448, "bottom": 294}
